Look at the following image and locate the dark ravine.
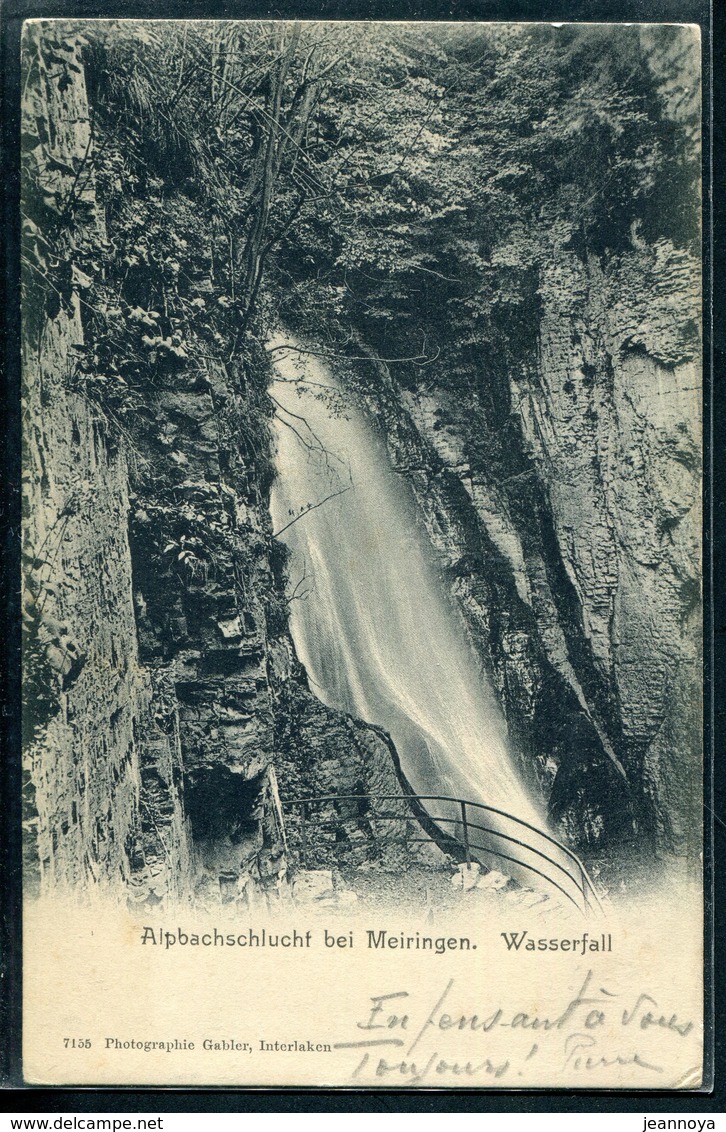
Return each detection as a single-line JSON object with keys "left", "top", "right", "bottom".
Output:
{"left": 21, "top": 31, "right": 439, "bottom": 903}
{"left": 20, "top": 23, "right": 701, "bottom": 905}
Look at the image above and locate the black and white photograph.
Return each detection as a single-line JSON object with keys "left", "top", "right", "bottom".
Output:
{"left": 19, "top": 17, "right": 704, "bottom": 1088}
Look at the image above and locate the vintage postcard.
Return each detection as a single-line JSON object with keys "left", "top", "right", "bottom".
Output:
{"left": 20, "top": 18, "right": 705, "bottom": 1088}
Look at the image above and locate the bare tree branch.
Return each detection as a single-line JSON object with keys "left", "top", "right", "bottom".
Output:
{"left": 267, "top": 342, "right": 441, "bottom": 367}
{"left": 287, "top": 557, "right": 315, "bottom": 603}
{"left": 272, "top": 486, "right": 352, "bottom": 538}
{"left": 271, "top": 395, "right": 352, "bottom": 478}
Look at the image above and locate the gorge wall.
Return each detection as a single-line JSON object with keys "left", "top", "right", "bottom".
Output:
{"left": 20, "top": 22, "right": 702, "bottom": 904}
{"left": 339, "top": 239, "right": 701, "bottom": 862}
{"left": 21, "top": 27, "right": 188, "bottom": 901}
{"left": 21, "top": 27, "right": 424, "bottom": 906}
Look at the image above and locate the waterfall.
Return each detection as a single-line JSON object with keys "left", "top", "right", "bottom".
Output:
{"left": 268, "top": 338, "right": 586, "bottom": 907}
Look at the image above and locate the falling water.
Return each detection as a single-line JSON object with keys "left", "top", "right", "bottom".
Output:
{"left": 268, "top": 338, "right": 584, "bottom": 904}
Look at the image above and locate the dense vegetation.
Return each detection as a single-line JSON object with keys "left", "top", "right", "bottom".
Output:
{"left": 22, "top": 20, "right": 699, "bottom": 481}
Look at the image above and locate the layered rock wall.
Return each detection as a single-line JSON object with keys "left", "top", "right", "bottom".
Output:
{"left": 354, "top": 244, "right": 701, "bottom": 860}
{"left": 21, "top": 28, "right": 191, "bottom": 899}
{"left": 21, "top": 26, "right": 428, "bottom": 904}
{"left": 519, "top": 248, "right": 701, "bottom": 854}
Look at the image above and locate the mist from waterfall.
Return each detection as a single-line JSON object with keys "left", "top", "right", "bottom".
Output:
{"left": 268, "top": 340, "right": 548, "bottom": 842}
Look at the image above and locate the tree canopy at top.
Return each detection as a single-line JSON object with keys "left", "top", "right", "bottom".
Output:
{"left": 37, "top": 20, "right": 699, "bottom": 404}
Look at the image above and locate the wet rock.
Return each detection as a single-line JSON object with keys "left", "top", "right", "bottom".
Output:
{"left": 476, "top": 869, "right": 511, "bottom": 892}
{"left": 451, "top": 862, "right": 481, "bottom": 890}
{"left": 292, "top": 869, "right": 335, "bottom": 902}
{"left": 217, "top": 616, "right": 243, "bottom": 641}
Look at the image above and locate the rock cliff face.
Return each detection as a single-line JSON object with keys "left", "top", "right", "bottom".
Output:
{"left": 21, "top": 27, "right": 428, "bottom": 904}
{"left": 352, "top": 241, "right": 701, "bottom": 861}
{"left": 521, "top": 249, "right": 701, "bottom": 857}
{"left": 21, "top": 28, "right": 190, "bottom": 899}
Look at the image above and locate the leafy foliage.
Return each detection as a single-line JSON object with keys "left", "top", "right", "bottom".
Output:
{"left": 251, "top": 24, "right": 697, "bottom": 481}
{"left": 25, "top": 21, "right": 700, "bottom": 482}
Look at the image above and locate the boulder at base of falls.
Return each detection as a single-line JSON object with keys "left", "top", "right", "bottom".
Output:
{"left": 292, "top": 870, "right": 335, "bottom": 902}
{"left": 450, "top": 862, "right": 481, "bottom": 890}
{"left": 476, "top": 869, "right": 511, "bottom": 892}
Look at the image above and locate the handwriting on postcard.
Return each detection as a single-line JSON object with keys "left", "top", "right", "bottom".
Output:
{"left": 333, "top": 971, "right": 695, "bottom": 1085}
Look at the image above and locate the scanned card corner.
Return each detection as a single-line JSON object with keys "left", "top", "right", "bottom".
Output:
{"left": 672, "top": 1066, "right": 705, "bottom": 1091}
{"left": 20, "top": 18, "right": 705, "bottom": 1089}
